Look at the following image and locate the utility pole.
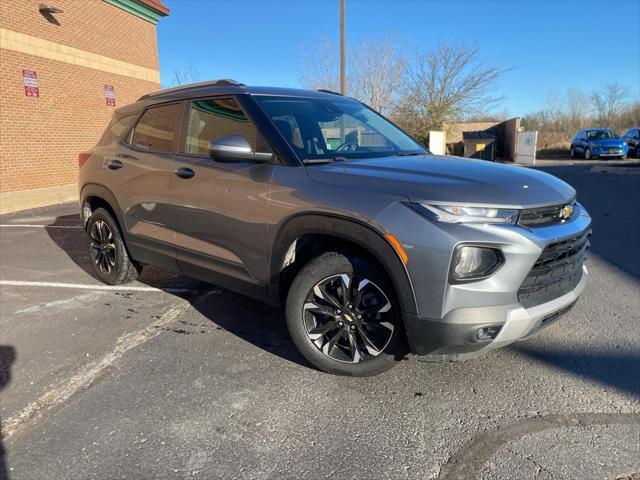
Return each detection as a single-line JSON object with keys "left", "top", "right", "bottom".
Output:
{"left": 339, "top": 0, "right": 345, "bottom": 95}
{"left": 339, "top": 0, "right": 346, "bottom": 143}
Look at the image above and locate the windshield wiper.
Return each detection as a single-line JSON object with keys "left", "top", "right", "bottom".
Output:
{"left": 394, "top": 151, "right": 424, "bottom": 156}
{"left": 302, "top": 156, "right": 347, "bottom": 164}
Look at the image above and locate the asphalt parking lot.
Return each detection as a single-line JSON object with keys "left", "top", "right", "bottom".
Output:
{"left": 1, "top": 163, "right": 639, "bottom": 479}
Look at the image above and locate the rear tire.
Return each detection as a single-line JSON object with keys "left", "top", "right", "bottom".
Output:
{"left": 569, "top": 146, "right": 576, "bottom": 159}
{"left": 285, "top": 252, "right": 406, "bottom": 376}
{"left": 86, "top": 208, "right": 140, "bottom": 285}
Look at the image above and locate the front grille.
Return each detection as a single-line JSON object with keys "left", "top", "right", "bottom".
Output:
{"left": 518, "top": 202, "right": 575, "bottom": 228}
{"left": 517, "top": 229, "right": 591, "bottom": 308}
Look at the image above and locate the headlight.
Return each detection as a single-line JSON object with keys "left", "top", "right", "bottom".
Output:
{"left": 450, "top": 245, "right": 504, "bottom": 282}
{"left": 415, "top": 203, "right": 519, "bottom": 224}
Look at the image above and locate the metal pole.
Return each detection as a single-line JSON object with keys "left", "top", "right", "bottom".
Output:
{"left": 340, "top": 0, "right": 345, "bottom": 95}
{"left": 339, "top": 0, "right": 346, "bottom": 144}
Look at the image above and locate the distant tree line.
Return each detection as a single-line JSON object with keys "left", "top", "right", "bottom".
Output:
{"left": 299, "top": 36, "right": 638, "bottom": 150}
{"left": 522, "top": 84, "right": 639, "bottom": 153}
{"left": 172, "top": 38, "right": 638, "bottom": 154}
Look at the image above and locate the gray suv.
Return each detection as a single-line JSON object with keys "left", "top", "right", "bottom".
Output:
{"left": 79, "top": 80, "right": 591, "bottom": 376}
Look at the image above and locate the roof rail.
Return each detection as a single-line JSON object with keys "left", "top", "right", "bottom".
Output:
{"left": 317, "top": 89, "right": 343, "bottom": 96}
{"left": 139, "top": 79, "right": 245, "bottom": 100}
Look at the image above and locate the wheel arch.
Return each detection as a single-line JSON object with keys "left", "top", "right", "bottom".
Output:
{"left": 80, "top": 183, "right": 125, "bottom": 232}
{"left": 269, "top": 213, "right": 418, "bottom": 316}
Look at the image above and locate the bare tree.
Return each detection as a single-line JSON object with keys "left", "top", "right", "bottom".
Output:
{"left": 566, "top": 87, "right": 590, "bottom": 129}
{"left": 172, "top": 64, "right": 201, "bottom": 87}
{"left": 299, "top": 37, "right": 342, "bottom": 93}
{"left": 299, "top": 35, "right": 406, "bottom": 115}
{"left": 349, "top": 36, "right": 406, "bottom": 115}
{"left": 592, "top": 82, "right": 630, "bottom": 127}
{"left": 618, "top": 101, "right": 640, "bottom": 130}
{"left": 395, "top": 43, "right": 505, "bottom": 142}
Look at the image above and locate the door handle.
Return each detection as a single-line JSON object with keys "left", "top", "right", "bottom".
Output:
{"left": 106, "top": 159, "right": 123, "bottom": 170}
{"left": 175, "top": 167, "right": 195, "bottom": 179}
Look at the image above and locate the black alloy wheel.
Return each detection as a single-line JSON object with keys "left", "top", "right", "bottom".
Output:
{"left": 90, "top": 220, "right": 116, "bottom": 275}
{"left": 286, "top": 252, "right": 405, "bottom": 376}
{"left": 303, "top": 273, "right": 395, "bottom": 364}
{"left": 86, "top": 208, "right": 140, "bottom": 285}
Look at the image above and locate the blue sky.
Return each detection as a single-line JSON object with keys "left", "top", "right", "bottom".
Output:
{"left": 158, "top": 0, "right": 640, "bottom": 115}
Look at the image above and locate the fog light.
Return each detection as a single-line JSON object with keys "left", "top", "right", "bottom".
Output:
{"left": 450, "top": 246, "right": 503, "bottom": 283}
{"left": 473, "top": 325, "right": 502, "bottom": 342}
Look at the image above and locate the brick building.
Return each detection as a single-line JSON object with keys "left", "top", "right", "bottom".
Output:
{"left": 0, "top": 0, "right": 169, "bottom": 212}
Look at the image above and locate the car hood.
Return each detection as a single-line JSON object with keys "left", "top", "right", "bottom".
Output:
{"left": 306, "top": 155, "right": 576, "bottom": 208}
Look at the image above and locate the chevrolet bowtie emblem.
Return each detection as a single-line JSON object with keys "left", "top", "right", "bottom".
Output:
{"left": 559, "top": 204, "right": 573, "bottom": 221}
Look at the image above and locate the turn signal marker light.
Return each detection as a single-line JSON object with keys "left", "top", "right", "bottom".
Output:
{"left": 385, "top": 233, "right": 408, "bottom": 265}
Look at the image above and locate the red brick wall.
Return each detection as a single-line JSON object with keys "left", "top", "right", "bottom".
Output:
{"left": 0, "top": 0, "right": 159, "bottom": 70}
{"left": 0, "top": 0, "right": 162, "bottom": 193}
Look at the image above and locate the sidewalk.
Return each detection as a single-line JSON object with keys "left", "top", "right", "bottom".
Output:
{"left": 0, "top": 184, "right": 77, "bottom": 214}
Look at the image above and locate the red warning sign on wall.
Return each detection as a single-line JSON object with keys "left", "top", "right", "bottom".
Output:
{"left": 105, "top": 85, "right": 116, "bottom": 106}
{"left": 22, "top": 69, "right": 39, "bottom": 97}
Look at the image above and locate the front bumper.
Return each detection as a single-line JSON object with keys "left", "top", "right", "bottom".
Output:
{"left": 407, "top": 264, "right": 588, "bottom": 361}
{"left": 372, "top": 200, "right": 592, "bottom": 361}
{"left": 591, "top": 145, "right": 628, "bottom": 157}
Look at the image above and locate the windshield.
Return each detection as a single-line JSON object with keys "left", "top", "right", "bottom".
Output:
{"left": 255, "top": 95, "right": 426, "bottom": 163}
{"left": 586, "top": 130, "right": 617, "bottom": 140}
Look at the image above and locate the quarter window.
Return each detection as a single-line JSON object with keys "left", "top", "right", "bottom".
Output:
{"left": 185, "top": 98, "right": 261, "bottom": 156}
{"left": 131, "top": 103, "right": 181, "bottom": 153}
{"left": 99, "top": 113, "right": 136, "bottom": 146}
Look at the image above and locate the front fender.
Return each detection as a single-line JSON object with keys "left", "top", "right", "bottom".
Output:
{"left": 268, "top": 212, "right": 418, "bottom": 316}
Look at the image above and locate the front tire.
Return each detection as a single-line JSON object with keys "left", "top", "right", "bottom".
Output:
{"left": 86, "top": 208, "right": 139, "bottom": 285}
{"left": 285, "top": 252, "right": 406, "bottom": 376}
{"left": 584, "top": 147, "right": 592, "bottom": 160}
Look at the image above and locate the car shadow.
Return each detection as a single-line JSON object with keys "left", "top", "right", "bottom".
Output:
{"left": 44, "top": 215, "right": 310, "bottom": 369}
{"left": 0, "top": 345, "right": 17, "bottom": 480}
{"left": 511, "top": 344, "right": 640, "bottom": 398}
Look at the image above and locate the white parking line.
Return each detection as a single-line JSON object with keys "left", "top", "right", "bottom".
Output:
{"left": 0, "top": 280, "right": 190, "bottom": 293}
{"left": 0, "top": 224, "right": 83, "bottom": 229}
{"left": 15, "top": 293, "right": 99, "bottom": 314}
{"left": 2, "top": 297, "right": 196, "bottom": 438}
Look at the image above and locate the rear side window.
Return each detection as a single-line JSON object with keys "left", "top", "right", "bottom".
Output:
{"left": 98, "top": 114, "right": 136, "bottom": 146}
{"left": 131, "top": 103, "right": 181, "bottom": 153}
{"left": 185, "top": 98, "right": 260, "bottom": 156}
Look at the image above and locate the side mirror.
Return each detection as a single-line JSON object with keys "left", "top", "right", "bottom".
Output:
{"left": 208, "top": 135, "right": 273, "bottom": 163}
